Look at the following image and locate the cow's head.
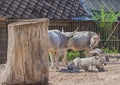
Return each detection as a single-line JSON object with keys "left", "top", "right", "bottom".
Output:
{"left": 67, "top": 61, "right": 79, "bottom": 71}
{"left": 94, "top": 54, "right": 107, "bottom": 71}
{"left": 67, "top": 61, "right": 76, "bottom": 70}
{"left": 95, "top": 54, "right": 107, "bottom": 65}
{"left": 89, "top": 48, "right": 103, "bottom": 57}
{"left": 89, "top": 32, "right": 100, "bottom": 49}
{"left": 67, "top": 57, "right": 80, "bottom": 70}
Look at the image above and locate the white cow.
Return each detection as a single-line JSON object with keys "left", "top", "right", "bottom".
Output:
{"left": 89, "top": 48, "right": 104, "bottom": 56}
{"left": 48, "top": 28, "right": 78, "bottom": 69}
{"left": 62, "top": 31, "right": 100, "bottom": 65}
{"left": 89, "top": 48, "right": 109, "bottom": 62}
{"left": 67, "top": 54, "right": 106, "bottom": 72}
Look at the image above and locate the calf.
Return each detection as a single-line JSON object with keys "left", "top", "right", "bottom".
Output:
{"left": 67, "top": 54, "right": 106, "bottom": 72}
{"left": 89, "top": 48, "right": 103, "bottom": 56}
{"left": 89, "top": 48, "right": 109, "bottom": 62}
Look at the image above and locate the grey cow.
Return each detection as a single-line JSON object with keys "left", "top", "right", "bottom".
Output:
{"left": 62, "top": 31, "right": 100, "bottom": 65}
{"left": 89, "top": 48, "right": 109, "bottom": 62}
{"left": 89, "top": 48, "right": 104, "bottom": 56}
{"left": 67, "top": 54, "right": 106, "bottom": 72}
{"left": 48, "top": 29, "right": 78, "bottom": 69}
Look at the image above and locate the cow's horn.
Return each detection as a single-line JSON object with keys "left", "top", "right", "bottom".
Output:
{"left": 69, "top": 26, "right": 79, "bottom": 36}
{"left": 62, "top": 27, "right": 64, "bottom": 33}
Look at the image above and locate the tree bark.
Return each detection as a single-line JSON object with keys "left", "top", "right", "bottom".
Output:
{"left": 0, "top": 19, "right": 49, "bottom": 85}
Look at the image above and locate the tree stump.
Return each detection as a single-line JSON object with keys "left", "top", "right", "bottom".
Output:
{"left": 0, "top": 19, "right": 49, "bottom": 85}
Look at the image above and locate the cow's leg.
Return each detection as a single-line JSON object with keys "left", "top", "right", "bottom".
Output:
{"left": 79, "top": 51, "right": 84, "bottom": 58}
{"left": 88, "top": 65, "right": 99, "bottom": 72}
{"left": 106, "top": 55, "right": 109, "bottom": 62}
{"left": 85, "top": 49, "right": 91, "bottom": 57}
{"left": 49, "top": 52, "right": 55, "bottom": 68}
{"left": 62, "top": 49, "right": 68, "bottom": 66}
{"left": 54, "top": 50, "right": 61, "bottom": 69}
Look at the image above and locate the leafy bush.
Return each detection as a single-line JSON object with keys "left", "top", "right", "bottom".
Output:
{"left": 66, "top": 51, "right": 80, "bottom": 61}
{"left": 66, "top": 51, "right": 86, "bottom": 61}
{"left": 103, "top": 47, "right": 119, "bottom": 53}
{"left": 92, "top": 5, "right": 120, "bottom": 29}
{"left": 49, "top": 51, "right": 81, "bottom": 62}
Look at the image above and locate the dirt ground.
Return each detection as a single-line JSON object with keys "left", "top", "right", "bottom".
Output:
{"left": 0, "top": 58, "right": 120, "bottom": 85}
{"left": 49, "top": 59, "right": 120, "bottom": 85}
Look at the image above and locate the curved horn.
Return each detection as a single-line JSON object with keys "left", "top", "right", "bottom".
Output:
{"left": 62, "top": 27, "right": 64, "bottom": 33}
{"left": 69, "top": 26, "right": 79, "bottom": 36}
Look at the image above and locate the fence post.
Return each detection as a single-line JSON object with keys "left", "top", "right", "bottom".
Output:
{"left": 118, "top": 22, "right": 120, "bottom": 53}
{"left": 0, "top": 19, "right": 49, "bottom": 85}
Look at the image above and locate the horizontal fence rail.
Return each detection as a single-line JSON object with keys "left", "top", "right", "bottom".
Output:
{"left": 0, "top": 18, "right": 120, "bottom": 63}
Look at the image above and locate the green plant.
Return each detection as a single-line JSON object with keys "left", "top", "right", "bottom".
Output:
{"left": 49, "top": 51, "right": 83, "bottom": 62}
{"left": 103, "top": 47, "right": 119, "bottom": 53}
{"left": 67, "top": 51, "right": 80, "bottom": 61}
{"left": 66, "top": 51, "right": 86, "bottom": 61}
{"left": 92, "top": 6, "right": 120, "bottom": 29}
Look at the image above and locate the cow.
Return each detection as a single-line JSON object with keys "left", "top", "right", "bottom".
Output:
{"left": 89, "top": 48, "right": 109, "bottom": 62}
{"left": 89, "top": 48, "right": 104, "bottom": 56}
{"left": 62, "top": 31, "right": 100, "bottom": 65}
{"left": 67, "top": 54, "right": 107, "bottom": 72}
{"left": 48, "top": 28, "right": 78, "bottom": 69}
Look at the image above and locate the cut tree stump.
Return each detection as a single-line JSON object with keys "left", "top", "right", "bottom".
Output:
{"left": 0, "top": 19, "right": 49, "bottom": 85}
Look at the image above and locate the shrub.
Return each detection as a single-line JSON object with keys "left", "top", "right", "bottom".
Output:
{"left": 92, "top": 5, "right": 120, "bottom": 29}
{"left": 66, "top": 51, "right": 80, "bottom": 61}
{"left": 66, "top": 51, "right": 86, "bottom": 61}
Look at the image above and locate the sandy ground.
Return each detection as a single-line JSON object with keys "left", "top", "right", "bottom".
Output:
{"left": 49, "top": 59, "right": 120, "bottom": 85}
{"left": 0, "top": 58, "right": 120, "bottom": 85}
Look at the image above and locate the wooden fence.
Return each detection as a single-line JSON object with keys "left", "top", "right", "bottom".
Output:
{"left": 49, "top": 19, "right": 120, "bottom": 53}
{"left": 0, "top": 18, "right": 120, "bottom": 64}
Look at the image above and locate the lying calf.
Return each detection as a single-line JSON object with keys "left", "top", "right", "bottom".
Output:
{"left": 67, "top": 54, "right": 106, "bottom": 72}
{"left": 89, "top": 48, "right": 109, "bottom": 62}
{"left": 89, "top": 48, "right": 103, "bottom": 56}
